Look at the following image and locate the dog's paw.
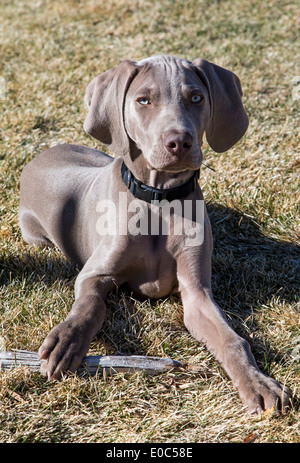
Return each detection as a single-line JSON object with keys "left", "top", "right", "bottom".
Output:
{"left": 38, "top": 319, "right": 90, "bottom": 380}
{"left": 237, "top": 367, "right": 291, "bottom": 414}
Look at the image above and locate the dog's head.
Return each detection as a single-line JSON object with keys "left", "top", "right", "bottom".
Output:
{"left": 84, "top": 55, "right": 248, "bottom": 172}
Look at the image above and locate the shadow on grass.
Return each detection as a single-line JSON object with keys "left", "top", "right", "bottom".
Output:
{"left": 0, "top": 249, "right": 79, "bottom": 288}
{"left": 207, "top": 203, "right": 299, "bottom": 307}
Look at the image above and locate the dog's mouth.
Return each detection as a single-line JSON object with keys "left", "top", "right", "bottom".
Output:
{"left": 148, "top": 155, "right": 202, "bottom": 173}
{"left": 156, "top": 165, "right": 192, "bottom": 173}
{"left": 147, "top": 145, "right": 202, "bottom": 173}
{"left": 143, "top": 158, "right": 199, "bottom": 189}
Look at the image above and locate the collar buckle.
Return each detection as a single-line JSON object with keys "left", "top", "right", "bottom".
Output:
{"left": 126, "top": 169, "right": 132, "bottom": 188}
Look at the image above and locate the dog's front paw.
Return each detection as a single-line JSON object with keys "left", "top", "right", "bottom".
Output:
{"left": 237, "top": 367, "right": 291, "bottom": 414}
{"left": 38, "top": 319, "right": 91, "bottom": 380}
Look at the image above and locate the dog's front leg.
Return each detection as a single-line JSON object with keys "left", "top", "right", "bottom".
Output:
{"left": 177, "top": 252, "right": 291, "bottom": 414}
{"left": 39, "top": 273, "right": 113, "bottom": 380}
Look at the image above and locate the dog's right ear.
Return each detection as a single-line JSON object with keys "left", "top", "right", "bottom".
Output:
{"left": 84, "top": 61, "right": 139, "bottom": 157}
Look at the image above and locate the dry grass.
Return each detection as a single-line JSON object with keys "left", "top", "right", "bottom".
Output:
{"left": 0, "top": 0, "right": 299, "bottom": 443}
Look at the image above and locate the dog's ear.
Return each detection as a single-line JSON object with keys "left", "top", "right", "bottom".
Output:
{"left": 84, "top": 60, "right": 138, "bottom": 156}
{"left": 192, "top": 59, "right": 249, "bottom": 153}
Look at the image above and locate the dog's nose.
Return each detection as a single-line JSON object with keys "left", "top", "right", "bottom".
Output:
{"left": 164, "top": 131, "right": 193, "bottom": 157}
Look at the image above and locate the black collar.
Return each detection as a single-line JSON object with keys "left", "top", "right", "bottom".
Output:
{"left": 121, "top": 162, "right": 200, "bottom": 204}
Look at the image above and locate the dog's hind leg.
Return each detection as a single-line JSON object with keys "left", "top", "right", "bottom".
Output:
{"left": 19, "top": 210, "right": 54, "bottom": 248}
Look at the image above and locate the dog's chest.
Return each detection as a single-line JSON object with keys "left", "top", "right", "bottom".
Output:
{"left": 124, "top": 239, "right": 178, "bottom": 298}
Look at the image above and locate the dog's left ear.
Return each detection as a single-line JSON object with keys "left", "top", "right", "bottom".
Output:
{"left": 192, "top": 59, "right": 249, "bottom": 153}
{"left": 84, "top": 60, "right": 139, "bottom": 156}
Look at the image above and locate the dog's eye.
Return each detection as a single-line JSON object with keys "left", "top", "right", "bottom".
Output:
{"left": 137, "top": 97, "right": 151, "bottom": 105}
{"left": 191, "top": 95, "right": 202, "bottom": 103}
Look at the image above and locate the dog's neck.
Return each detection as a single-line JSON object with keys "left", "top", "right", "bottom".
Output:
{"left": 148, "top": 169, "right": 196, "bottom": 189}
{"left": 123, "top": 154, "right": 197, "bottom": 189}
{"left": 121, "top": 161, "right": 199, "bottom": 204}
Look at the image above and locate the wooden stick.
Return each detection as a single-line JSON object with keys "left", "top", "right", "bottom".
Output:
{"left": 0, "top": 350, "right": 183, "bottom": 376}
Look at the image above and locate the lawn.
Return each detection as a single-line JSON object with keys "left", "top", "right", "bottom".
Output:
{"left": 0, "top": 0, "right": 299, "bottom": 443}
